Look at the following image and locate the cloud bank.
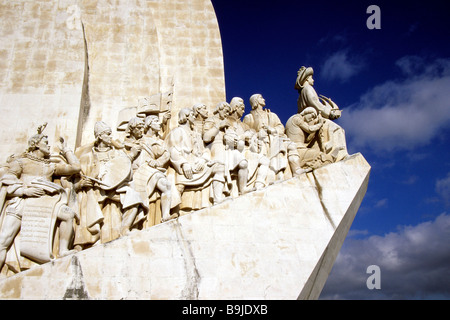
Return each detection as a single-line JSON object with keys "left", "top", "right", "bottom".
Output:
{"left": 320, "top": 213, "right": 450, "bottom": 299}
{"left": 320, "top": 50, "right": 364, "bottom": 82}
{"left": 339, "top": 57, "right": 450, "bottom": 153}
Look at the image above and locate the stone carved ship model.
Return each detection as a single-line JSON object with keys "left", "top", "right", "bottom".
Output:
{"left": 0, "top": 0, "right": 369, "bottom": 299}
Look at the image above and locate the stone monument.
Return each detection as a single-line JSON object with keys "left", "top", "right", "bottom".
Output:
{"left": 0, "top": 0, "right": 370, "bottom": 300}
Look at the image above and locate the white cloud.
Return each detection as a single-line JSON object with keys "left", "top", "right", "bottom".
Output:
{"left": 436, "top": 172, "right": 450, "bottom": 207}
{"left": 339, "top": 57, "right": 450, "bottom": 152}
{"left": 374, "top": 198, "right": 388, "bottom": 208}
{"left": 320, "top": 50, "right": 364, "bottom": 82}
{"left": 320, "top": 213, "right": 450, "bottom": 299}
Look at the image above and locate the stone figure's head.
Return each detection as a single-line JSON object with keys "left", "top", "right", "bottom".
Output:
{"left": 27, "top": 122, "right": 50, "bottom": 157}
{"left": 249, "top": 94, "right": 266, "bottom": 110}
{"left": 295, "top": 66, "right": 314, "bottom": 90}
{"left": 144, "top": 115, "right": 161, "bottom": 133}
{"left": 126, "top": 117, "right": 145, "bottom": 139}
{"left": 178, "top": 108, "right": 195, "bottom": 125}
{"left": 230, "top": 97, "right": 245, "bottom": 118}
{"left": 300, "top": 107, "right": 318, "bottom": 122}
{"left": 94, "top": 121, "right": 113, "bottom": 146}
{"left": 193, "top": 103, "right": 209, "bottom": 120}
{"left": 213, "top": 102, "right": 230, "bottom": 119}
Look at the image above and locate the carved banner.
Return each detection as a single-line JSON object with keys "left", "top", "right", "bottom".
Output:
{"left": 20, "top": 188, "right": 63, "bottom": 264}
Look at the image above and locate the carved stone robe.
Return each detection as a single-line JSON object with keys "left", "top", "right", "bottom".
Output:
{"left": 76, "top": 146, "right": 145, "bottom": 246}
{"left": 165, "top": 124, "right": 223, "bottom": 211}
{"left": 243, "top": 108, "right": 288, "bottom": 175}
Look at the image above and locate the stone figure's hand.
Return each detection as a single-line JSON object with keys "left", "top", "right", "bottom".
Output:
{"left": 148, "top": 159, "right": 158, "bottom": 168}
{"left": 57, "top": 137, "right": 69, "bottom": 154}
{"left": 131, "top": 144, "right": 142, "bottom": 155}
{"left": 24, "top": 187, "right": 45, "bottom": 197}
{"left": 219, "top": 120, "right": 229, "bottom": 130}
{"left": 195, "top": 160, "right": 205, "bottom": 172}
{"left": 162, "top": 111, "right": 171, "bottom": 123}
{"left": 80, "top": 177, "right": 94, "bottom": 188}
{"left": 182, "top": 163, "right": 193, "bottom": 180}
{"left": 330, "top": 109, "right": 341, "bottom": 120}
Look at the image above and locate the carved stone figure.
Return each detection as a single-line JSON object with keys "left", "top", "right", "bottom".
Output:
{"left": 228, "top": 97, "right": 270, "bottom": 190}
{"left": 192, "top": 103, "right": 209, "bottom": 136}
{"left": 0, "top": 124, "right": 80, "bottom": 272}
{"left": 165, "top": 108, "right": 226, "bottom": 210}
{"left": 293, "top": 66, "right": 348, "bottom": 164}
{"left": 285, "top": 107, "right": 334, "bottom": 169}
{"left": 295, "top": 66, "right": 341, "bottom": 120}
{"left": 74, "top": 121, "right": 146, "bottom": 248}
{"left": 124, "top": 116, "right": 179, "bottom": 225}
{"left": 203, "top": 102, "right": 252, "bottom": 196}
{"left": 243, "top": 94, "right": 293, "bottom": 180}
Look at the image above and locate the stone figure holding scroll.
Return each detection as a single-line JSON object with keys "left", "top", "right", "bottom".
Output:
{"left": 74, "top": 121, "right": 146, "bottom": 248}
{"left": 0, "top": 124, "right": 80, "bottom": 272}
{"left": 165, "top": 108, "right": 226, "bottom": 208}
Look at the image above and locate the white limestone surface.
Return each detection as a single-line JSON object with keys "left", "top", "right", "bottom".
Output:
{"left": 0, "top": 0, "right": 225, "bottom": 158}
{"left": 0, "top": 153, "right": 370, "bottom": 299}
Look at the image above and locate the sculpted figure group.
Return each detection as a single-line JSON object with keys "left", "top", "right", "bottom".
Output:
{"left": 0, "top": 66, "right": 348, "bottom": 276}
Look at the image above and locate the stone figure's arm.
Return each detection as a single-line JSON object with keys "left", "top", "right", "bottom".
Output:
{"left": 242, "top": 114, "right": 254, "bottom": 131}
{"left": 269, "top": 112, "right": 285, "bottom": 135}
{"left": 54, "top": 137, "right": 81, "bottom": 176}
{"left": 166, "top": 129, "right": 189, "bottom": 174}
{"left": 203, "top": 118, "right": 229, "bottom": 144}
{"left": 297, "top": 116, "right": 323, "bottom": 134}
{"left": 153, "top": 143, "right": 170, "bottom": 168}
{"left": 303, "top": 86, "right": 332, "bottom": 118}
{"left": 123, "top": 139, "right": 142, "bottom": 163}
{"left": 2, "top": 160, "right": 44, "bottom": 198}
{"left": 202, "top": 119, "right": 218, "bottom": 144}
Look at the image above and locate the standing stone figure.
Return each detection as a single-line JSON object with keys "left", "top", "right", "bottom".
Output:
{"left": 165, "top": 108, "right": 226, "bottom": 210}
{"left": 243, "top": 94, "right": 293, "bottom": 180}
{"left": 74, "top": 121, "right": 146, "bottom": 249}
{"left": 203, "top": 102, "right": 252, "bottom": 196}
{"left": 124, "top": 116, "right": 179, "bottom": 225}
{"left": 292, "top": 66, "right": 348, "bottom": 166}
{"left": 0, "top": 124, "right": 80, "bottom": 272}
{"left": 228, "top": 97, "right": 270, "bottom": 190}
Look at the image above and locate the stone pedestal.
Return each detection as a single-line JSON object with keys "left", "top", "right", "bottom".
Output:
{"left": 0, "top": 153, "right": 370, "bottom": 299}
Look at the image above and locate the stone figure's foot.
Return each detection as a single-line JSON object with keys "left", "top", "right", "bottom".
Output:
{"left": 59, "top": 249, "right": 76, "bottom": 258}
{"left": 161, "top": 213, "right": 179, "bottom": 223}
{"left": 239, "top": 186, "right": 256, "bottom": 196}
{"left": 293, "top": 167, "right": 313, "bottom": 176}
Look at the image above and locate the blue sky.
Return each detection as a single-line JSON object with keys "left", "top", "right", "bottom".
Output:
{"left": 211, "top": 0, "right": 450, "bottom": 299}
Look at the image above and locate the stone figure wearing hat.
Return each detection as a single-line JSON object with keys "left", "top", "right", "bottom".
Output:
{"left": 74, "top": 121, "right": 146, "bottom": 248}
{"left": 295, "top": 66, "right": 342, "bottom": 120}
{"left": 289, "top": 66, "right": 349, "bottom": 166}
